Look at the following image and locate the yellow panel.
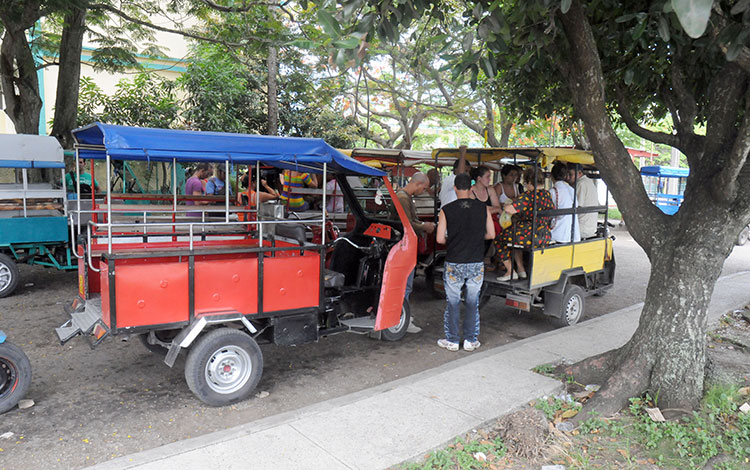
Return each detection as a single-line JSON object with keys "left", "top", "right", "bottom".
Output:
{"left": 572, "top": 239, "right": 606, "bottom": 273}
{"left": 530, "top": 244, "right": 574, "bottom": 286}
{"left": 530, "top": 239, "right": 607, "bottom": 287}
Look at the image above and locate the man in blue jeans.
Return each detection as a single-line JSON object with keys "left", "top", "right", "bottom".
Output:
{"left": 435, "top": 173, "right": 495, "bottom": 351}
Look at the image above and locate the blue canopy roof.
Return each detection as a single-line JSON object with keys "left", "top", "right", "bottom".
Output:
{"left": 640, "top": 165, "right": 689, "bottom": 178}
{"left": 72, "top": 123, "right": 385, "bottom": 176}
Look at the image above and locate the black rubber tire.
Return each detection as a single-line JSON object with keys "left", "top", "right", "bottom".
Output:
{"left": 0, "top": 254, "right": 20, "bottom": 299}
{"left": 553, "top": 284, "right": 586, "bottom": 327}
{"left": 139, "top": 329, "right": 181, "bottom": 354}
{"left": 184, "top": 328, "right": 263, "bottom": 407}
{"left": 0, "top": 341, "right": 32, "bottom": 414}
{"left": 381, "top": 300, "right": 411, "bottom": 342}
{"left": 737, "top": 226, "right": 749, "bottom": 246}
{"left": 478, "top": 282, "right": 491, "bottom": 309}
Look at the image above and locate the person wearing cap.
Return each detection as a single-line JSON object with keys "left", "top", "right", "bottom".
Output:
{"left": 435, "top": 172, "right": 495, "bottom": 352}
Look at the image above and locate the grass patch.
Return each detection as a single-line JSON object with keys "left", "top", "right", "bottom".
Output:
{"left": 400, "top": 384, "right": 750, "bottom": 470}
{"left": 401, "top": 436, "right": 506, "bottom": 470}
{"left": 531, "top": 363, "right": 556, "bottom": 377}
{"left": 564, "top": 385, "right": 750, "bottom": 469}
{"left": 607, "top": 208, "right": 622, "bottom": 220}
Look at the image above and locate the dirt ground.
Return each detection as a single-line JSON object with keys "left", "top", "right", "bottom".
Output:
{"left": 0, "top": 227, "right": 749, "bottom": 470}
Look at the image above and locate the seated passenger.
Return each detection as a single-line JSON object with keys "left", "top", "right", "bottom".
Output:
{"left": 239, "top": 170, "right": 278, "bottom": 207}
{"left": 493, "top": 164, "right": 521, "bottom": 204}
{"left": 206, "top": 164, "right": 232, "bottom": 198}
{"left": 496, "top": 167, "right": 555, "bottom": 281}
{"left": 280, "top": 170, "right": 317, "bottom": 211}
{"left": 549, "top": 161, "right": 580, "bottom": 243}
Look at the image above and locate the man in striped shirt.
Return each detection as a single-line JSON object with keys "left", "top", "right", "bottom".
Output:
{"left": 280, "top": 170, "right": 318, "bottom": 211}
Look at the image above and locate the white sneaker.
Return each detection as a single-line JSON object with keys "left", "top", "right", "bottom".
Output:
{"left": 497, "top": 272, "right": 519, "bottom": 282}
{"left": 437, "top": 338, "right": 459, "bottom": 351}
{"left": 518, "top": 271, "right": 527, "bottom": 279}
{"left": 406, "top": 318, "right": 422, "bottom": 334}
{"left": 463, "top": 340, "right": 481, "bottom": 351}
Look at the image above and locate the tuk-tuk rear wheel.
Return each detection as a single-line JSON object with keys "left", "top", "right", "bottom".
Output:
{"left": 553, "top": 285, "right": 585, "bottom": 327}
{"left": 0, "top": 254, "right": 19, "bottom": 299}
{"left": 0, "top": 341, "right": 31, "bottom": 414}
{"left": 381, "top": 300, "right": 411, "bottom": 342}
{"left": 184, "top": 328, "right": 263, "bottom": 407}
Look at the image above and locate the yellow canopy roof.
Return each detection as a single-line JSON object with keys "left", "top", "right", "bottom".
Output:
{"left": 430, "top": 147, "right": 595, "bottom": 168}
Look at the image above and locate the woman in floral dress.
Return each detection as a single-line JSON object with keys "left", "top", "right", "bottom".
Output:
{"left": 496, "top": 167, "right": 554, "bottom": 281}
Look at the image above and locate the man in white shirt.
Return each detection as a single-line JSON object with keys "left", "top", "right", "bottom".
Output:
{"left": 439, "top": 145, "right": 470, "bottom": 207}
{"left": 549, "top": 162, "right": 580, "bottom": 243}
{"left": 568, "top": 163, "right": 599, "bottom": 239}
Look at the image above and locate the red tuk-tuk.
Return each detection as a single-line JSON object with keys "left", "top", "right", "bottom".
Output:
{"left": 55, "top": 124, "right": 416, "bottom": 406}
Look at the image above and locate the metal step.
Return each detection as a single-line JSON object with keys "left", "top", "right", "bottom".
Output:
{"left": 339, "top": 316, "right": 376, "bottom": 330}
{"left": 55, "top": 296, "right": 103, "bottom": 344}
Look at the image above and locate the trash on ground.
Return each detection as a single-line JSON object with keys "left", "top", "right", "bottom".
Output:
{"left": 541, "top": 465, "right": 566, "bottom": 470}
{"left": 255, "top": 391, "right": 269, "bottom": 399}
{"left": 645, "top": 407, "right": 666, "bottom": 422}
{"left": 473, "top": 451, "right": 487, "bottom": 461}
{"left": 739, "top": 402, "right": 750, "bottom": 414}
{"left": 18, "top": 399, "right": 34, "bottom": 409}
{"left": 584, "top": 384, "right": 600, "bottom": 392}
{"left": 0, "top": 432, "right": 14, "bottom": 440}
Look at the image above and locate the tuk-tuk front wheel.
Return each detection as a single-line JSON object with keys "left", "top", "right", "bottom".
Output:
{"left": 553, "top": 285, "right": 585, "bottom": 327}
{"left": 0, "top": 254, "right": 19, "bottom": 299}
{"left": 380, "top": 300, "right": 411, "bottom": 342}
{"left": 184, "top": 328, "right": 263, "bottom": 407}
{"left": 0, "top": 341, "right": 32, "bottom": 414}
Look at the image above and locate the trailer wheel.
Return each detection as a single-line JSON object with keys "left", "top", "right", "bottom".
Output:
{"left": 0, "top": 254, "right": 19, "bottom": 299}
{"left": 553, "top": 285, "right": 585, "bottom": 327}
{"left": 184, "top": 328, "right": 263, "bottom": 406}
{"left": 0, "top": 341, "right": 32, "bottom": 414}
{"left": 380, "top": 300, "right": 411, "bottom": 342}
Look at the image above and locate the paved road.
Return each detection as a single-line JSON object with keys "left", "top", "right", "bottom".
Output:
{"left": 0, "top": 226, "right": 748, "bottom": 469}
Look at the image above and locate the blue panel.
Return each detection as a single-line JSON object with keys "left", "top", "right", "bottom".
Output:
{"left": 0, "top": 217, "right": 69, "bottom": 245}
{"left": 0, "top": 160, "right": 32, "bottom": 168}
{"left": 0, "top": 331, "right": 5, "bottom": 343}
{"left": 32, "top": 161, "right": 66, "bottom": 168}
{"left": 640, "top": 165, "right": 690, "bottom": 178}
{"left": 72, "top": 123, "right": 385, "bottom": 176}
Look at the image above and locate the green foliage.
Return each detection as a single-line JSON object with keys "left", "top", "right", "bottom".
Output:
{"left": 401, "top": 436, "right": 506, "bottom": 470}
{"left": 532, "top": 363, "right": 556, "bottom": 376}
{"left": 179, "top": 43, "right": 267, "bottom": 133}
{"left": 77, "top": 73, "right": 179, "bottom": 128}
{"left": 535, "top": 395, "right": 581, "bottom": 420}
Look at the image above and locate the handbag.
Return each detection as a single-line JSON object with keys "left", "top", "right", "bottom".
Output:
{"left": 499, "top": 211, "right": 512, "bottom": 229}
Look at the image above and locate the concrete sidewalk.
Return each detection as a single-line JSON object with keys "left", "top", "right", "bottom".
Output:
{"left": 90, "top": 271, "right": 750, "bottom": 470}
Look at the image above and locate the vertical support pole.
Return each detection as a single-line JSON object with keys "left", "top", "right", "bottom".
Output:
{"left": 61, "top": 167, "right": 68, "bottom": 217}
{"left": 106, "top": 152, "right": 112, "bottom": 254}
{"left": 21, "top": 168, "right": 28, "bottom": 217}
{"left": 172, "top": 158, "right": 177, "bottom": 242}
{"left": 76, "top": 149, "right": 81, "bottom": 237}
{"left": 225, "top": 160, "right": 230, "bottom": 223}
{"left": 321, "top": 162, "right": 327, "bottom": 246}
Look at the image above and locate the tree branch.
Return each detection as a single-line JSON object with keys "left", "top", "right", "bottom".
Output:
{"left": 89, "top": 3, "right": 269, "bottom": 46}
{"left": 714, "top": 90, "right": 750, "bottom": 204}
{"left": 559, "top": 0, "right": 668, "bottom": 256}
{"left": 615, "top": 88, "right": 679, "bottom": 148}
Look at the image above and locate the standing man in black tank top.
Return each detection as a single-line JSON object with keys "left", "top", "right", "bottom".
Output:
{"left": 435, "top": 173, "right": 495, "bottom": 352}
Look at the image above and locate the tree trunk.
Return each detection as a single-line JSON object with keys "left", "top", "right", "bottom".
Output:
{"left": 568, "top": 211, "right": 735, "bottom": 415}
{"left": 0, "top": 29, "right": 42, "bottom": 134}
{"left": 266, "top": 45, "right": 278, "bottom": 136}
{"left": 51, "top": 5, "right": 87, "bottom": 148}
{"left": 556, "top": 0, "right": 750, "bottom": 416}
